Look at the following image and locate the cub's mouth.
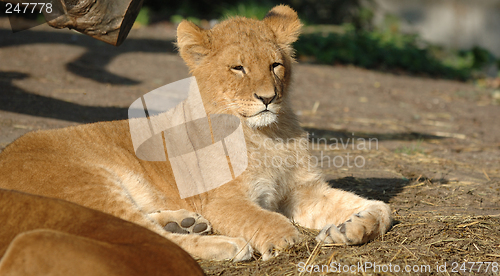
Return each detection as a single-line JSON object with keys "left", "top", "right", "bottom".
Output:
{"left": 244, "top": 110, "right": 278, "bottom": 128}
{"left": 256, "top": 110, "right": 274, "bottom": 115}
{"left": 250, "top": 110, "right": 275, "bottom": 117}
{"left": 239, "top": 109, "right": 275, "bottom": 118}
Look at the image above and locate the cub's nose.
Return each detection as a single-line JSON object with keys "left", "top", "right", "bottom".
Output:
{"left": 254, "top": 93, "right": 276, "bottom": 106}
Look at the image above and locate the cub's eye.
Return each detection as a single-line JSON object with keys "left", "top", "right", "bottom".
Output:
{"left": 271, "top": 62, "right": 282, "bottom": 69}
{"left": 230, "top": 65, "right": 246, "bottom": 74}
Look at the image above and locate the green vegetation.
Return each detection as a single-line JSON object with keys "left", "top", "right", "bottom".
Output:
{"left": 219, "top": 2, "right": 272, "bottom": 20}
{"left": 294, "top": 24, "right": 496, "bottom": 80}
{"left": 140, "top": 0, "right": 498, "bottom": 80}
{"left": 134, "top": 7, "right": 151, "bottom": 26}
{"left": 169, "top": 15, "right": 201, "bottom": 26}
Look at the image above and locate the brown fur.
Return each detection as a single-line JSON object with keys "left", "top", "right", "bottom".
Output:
{"left": 0, "top": 189, "right": 204, "bottom": 275}
{"left": 0, "top": 5, "right": 392, "bottom": 261}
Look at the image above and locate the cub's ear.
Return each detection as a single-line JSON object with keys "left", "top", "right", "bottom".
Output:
{"left": 263, "top": 5, "right": 302, "bottom": 50}
{"left": 176, "top": 20, "right": 210, "bottom": 69}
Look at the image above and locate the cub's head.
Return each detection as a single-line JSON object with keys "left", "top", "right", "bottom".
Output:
{"left": 176, "top": 5, "right": 302, "bottom": 129}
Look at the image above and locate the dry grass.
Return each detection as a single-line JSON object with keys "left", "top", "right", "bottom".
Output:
{"left": 199, "top": 212, "right": 500, "bottom": 275}
{"left": 198, "top": 144, "right": 500, "bottom": 275}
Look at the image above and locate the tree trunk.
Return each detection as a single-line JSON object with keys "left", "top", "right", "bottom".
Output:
{"left": 1, "top": 0, "right": 145, "bottom": 46}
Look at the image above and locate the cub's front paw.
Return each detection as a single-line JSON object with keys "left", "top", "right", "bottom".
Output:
{"left": 149, "top": 209, "right": 211, "bottom": 235}
{"left": 316, "top": 201, "right": 392, "bottom": 245}
{"left": 253, "top": 220, "right": 302, "bottom": 261}
{"left": 168, "top": 234, "right": 253, "bottom": 262}
{"left": 204, "top": 236, "right": 254, "bottom": 262}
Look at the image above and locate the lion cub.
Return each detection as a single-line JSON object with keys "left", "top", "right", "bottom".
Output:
{"left": 0, "top": 5, "right": 392, "bottom": 261}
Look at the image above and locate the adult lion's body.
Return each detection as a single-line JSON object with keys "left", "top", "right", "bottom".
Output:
{"left": 0, "top": 5, "right": 392, "bottom": 261}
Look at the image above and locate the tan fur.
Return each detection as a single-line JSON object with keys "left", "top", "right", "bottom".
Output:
{"left": 0, "top": 189, "right": 204, "bottom": 275}
{"left": 0, "top": 5, "right": 392, "bottom": 261}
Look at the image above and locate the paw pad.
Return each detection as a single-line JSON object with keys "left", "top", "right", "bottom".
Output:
{"left": 193, "top": 223, "right": 208, "bottom": 233}
{"left": 164, "top": 222, "right": 189, "bottom": 234}
{"left": 163, "top": 215, "right": 211, "bottom": 235}
{"left": 180, "top": 217, "right": 195, "bottom": 228}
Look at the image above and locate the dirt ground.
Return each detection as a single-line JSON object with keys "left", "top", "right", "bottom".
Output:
{"left": 1, "top": 18, "right": 499, "bottom": 275}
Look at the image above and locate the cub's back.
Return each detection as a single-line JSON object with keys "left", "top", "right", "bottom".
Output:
{"left": 0, "top": 120, "right": 178, "bottom": 206}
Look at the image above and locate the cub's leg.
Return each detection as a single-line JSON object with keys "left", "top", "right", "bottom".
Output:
{"left": 50, "top": 185, "right": 251, "bottom": 262}
{"left": 202, "top": 189, "right": 301, "bottom": 261}
{"left": 287, "top": 182, "right": 392, "bottom": 245}
{"left": 87, "top": 197, "right": 251, "bottom": 262}
{"left": 148, "top": 209, "right": 212, "bottom": 235}
{"left": 92, "top": 203, "right": 252, "bottom": 261}
{"left": 164, "top": 232, "right": 253, "bottom": 261}
{"left": 110, "top": 208, "right": 252, "bottom": 261}
{"left": 124, "top": 208, "right": 252, "bottom": 261}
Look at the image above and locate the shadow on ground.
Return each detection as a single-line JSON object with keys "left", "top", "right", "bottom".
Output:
{"left": 304, "top": 127, "right": 444, "bottom": 142}
{"left": 0, "top": 71, "right": 128, "bottom": 123}
{"left": 0, "top": 27, "right": 179, "bottom": 122}
{"left": 0, "top": 28, "right": 176, "bottom": 85}
{"left": 327, "top": 176, "right": 448, "bottom": 203}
